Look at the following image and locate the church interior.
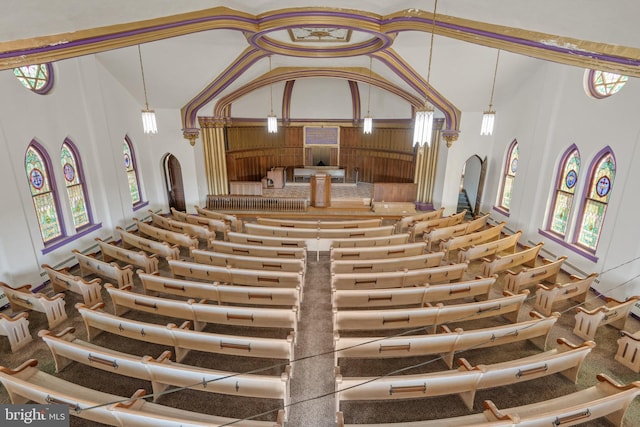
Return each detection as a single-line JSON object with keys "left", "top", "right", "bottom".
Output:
{"left": 1, "top": 1, "right": 640, "bottom": 426}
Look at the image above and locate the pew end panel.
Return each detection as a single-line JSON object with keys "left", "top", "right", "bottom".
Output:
{"left": 616, "top": 330, "right": 640, "bottom": 373}
{"left": 534, "top": 271, "right": 597, "bottom": 316}
{"left": 573, "top": 296, "right": 640, "bottom": 341}
{"left": 0, "top": 311, "right": 32, "bottom": 352}
{"left": 0, "top": 282, "right": 68, "bottom": 329}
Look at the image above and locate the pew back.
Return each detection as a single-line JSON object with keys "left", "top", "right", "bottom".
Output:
{"left": 0, "top": 282, "right": 67, "bottom": 329}
{"left": 95, "top": 237, "right": 159, "bottom": 274}
{"left": 117, "top": 226, "right": 181, "bottom": 261}
{"left": 73, "top": 249, "right": 134, "bottom": 289}
{"left": 330, "top": 253, "right": 444, "bottom": 274}
{"left": 330, "top": 242, "right": 426, "bottom": 260}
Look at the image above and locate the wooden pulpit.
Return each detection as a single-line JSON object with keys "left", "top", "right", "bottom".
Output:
{"left": 310, "top": 174, "right": 331, "bottom": 208}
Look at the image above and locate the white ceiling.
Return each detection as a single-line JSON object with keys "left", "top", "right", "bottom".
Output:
{"left": 2, "top": 1, "right": 639, "bottom": 117}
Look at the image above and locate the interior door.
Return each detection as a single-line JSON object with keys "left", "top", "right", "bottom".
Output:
{"left": 164, "top": 154, "right": 186, "bottom": 212}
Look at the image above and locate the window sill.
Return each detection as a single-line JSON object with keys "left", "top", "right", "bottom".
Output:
{"left": 537, "top": 229, "right": 598, "bottom": 262}
{"left": 133, "top": 201, "right": 149, "bottom": 212}
{"left": 41, "top": 223, "right": 102, "bottom": 255}
{"left": 492, "top": 205, "right": 510, "bottom": 217}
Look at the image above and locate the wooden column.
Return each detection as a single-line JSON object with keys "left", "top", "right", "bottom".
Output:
{"left": 310, "top": 174, "right": 331, "bottom": 208}
{"left": 199, "top": 117, "right": 229, "bottom": 195}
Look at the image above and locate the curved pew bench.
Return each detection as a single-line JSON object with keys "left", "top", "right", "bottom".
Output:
{"left": 408, "top": 210, "right": 466, "bottom": 242}
{"left": 39, "top": 329, "right": 291, "bottom": 417}
{"left": 191, "top": 248, "right": 306, "bottom": 276}
{"left": 331, "top": 263, "right": 469, "bottom": 290}
{"left": 105, "top": 284, "right": 298, "bottom": 335}
{"left": 395, "top": 208, "right": 444, "bottom": 233}
{"left": 336, "top": 373, "right": 640, "bottom": 427}
{"left": 534, "top": 271, "right": 597, "bottom": 316}
{"left": 503, "top": 255, "right": 567, "bottom": 294}
{"left": 330, "top": 242, "right": 426, "bottom": 261}
{"left": 456, "top": 230, "right": 521, "bottom": 264}
{"left": 195, "top": 205, "right": 244, "bottom": 232}
{"left": 334, "top": 311, "right": 560, "bottom": 369}
{"left": 256, "top": 217, "right": 383, "bottom": 229}
{"left": 148, "top": 210, "right": 217, "bottom": 245}
{"left": 94, "top": 237, "right": 159, "bottom": 274}
{"left": 228, "top": 231, "right": 307, "bottom": 248}
{"left": 439, "top": 221, "right": 505, "bottom": 260}
{"left": 0, "top": 359, "right": 285, "bottom": 427}
{"left": 42, "top": 263, "right": 103, "bottom": 306}
{"left": 616, "top": 329, "right": 640, "bottom": 373}
{"left": 244, "top": 223, "right": 394, "bottom": 239}
{"left": 0, "top": 282, "right": 67, "bottom": 329}
{"left": 330, "top": 234, "right": 410, "bottom": 249}
{"left": 332, "top": 275, "right": 496, "bottom": 309}
{"left": 335, "top": 338, "right": 594, "bottom": 412}
{"left": 573, "top": 296, "right": 640, "bottom": 341}
{"left": 138, "top": 271, "right": 301, "bottom": 312}
{"left": 480, "top": 242, "right": 543, "bottom": 277}
{"left": 0, "top": 311, "right": 32, "bottom": 352}
{"left": 333, "top": 290, "right": 528, "bottom": 334}
{"left": 75, "top": 302, "right": 295, "bottom": 364}
{"left": 134, "top": 218, "right": 199, "bottom": 251}
{"left": 171, "top": 207, "right": 230, "bottom": 241}
{"left": 169, "top": 260, "right": 304, "bottom": 291}
{"left": 423, "top": 213, "right": 489, "bottom": 250}
{"left": 330, "top": 253, "right": 444, "bottom": 274}
{"left": 117, "top": 226, "right": 181, "bottom": 261}
{"left": 210, "top": 240, "right": 306, "bottom": 261}
{"left": 73, "top": 249, "right": 133, "bottom": 289}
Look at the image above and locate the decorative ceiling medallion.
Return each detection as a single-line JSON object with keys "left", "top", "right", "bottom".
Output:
{"left": 288, "top": 28, "right": 352, "bottom": 43}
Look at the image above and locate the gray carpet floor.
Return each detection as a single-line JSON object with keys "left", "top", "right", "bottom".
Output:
{"left": 1, "top": 220, "right": 639, "bottom": 426}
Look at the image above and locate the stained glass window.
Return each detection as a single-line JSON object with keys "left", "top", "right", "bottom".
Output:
{"left": 548, "top": 148, "right": 580, "bottom": 236}
{"left": 61, "top": 141, "right": 91, "bottom": 229}
{"left": 123, "top": 137, "right": 142, "bottom": 205}
{"left": 576, "top": 150, "right": 615, "bottom": 251}
{"left": 498, "top": 140, "right": 518, "bottom": 210}
{"left": 585, "top": 69, "right": 628, "bottom": 99}
{"left": 25, "top": 143, "right": 63, "bottom": 242}
{"left": 14, "top": 64, "right": 54, "bottom": 94}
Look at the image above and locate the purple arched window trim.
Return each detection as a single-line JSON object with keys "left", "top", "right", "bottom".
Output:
{"left": 544, "top": 144, "right": 580, "bottom": 234}
{"left": 493, "top": 139, "right": 518, "bottom": 217}
{"left": 124, "top": 135, "right": 148, "bottom": 211}
{"left": 62, "top": 138, "right": 96, "bottom": 229}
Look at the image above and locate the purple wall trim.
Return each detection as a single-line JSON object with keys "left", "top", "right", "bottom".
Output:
{"left": 544, "top": 144, "right": 579, "bottom": 232}
{"left": 348, "top": 80, "right": 361, "bottom": 123}
{"left": 41, "top": 222, "right": 102, "bottom": 255}
{"left": 538, "top": 229, "right": 599, "bottom": 262}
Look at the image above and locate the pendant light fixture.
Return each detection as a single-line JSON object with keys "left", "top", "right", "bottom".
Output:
{"left": 363, "top": 56, "right": 373, "bottom": 134}
{"left": 481, "top": 49, "right": 501, "bottom": 136}
{"left": 138, "top": 45, "right": 157, "bottom": 134}
{"left": 267, "top": 56, "right": 278, "bottom": 133}
{"left": 413, "top": 0, "right": 438, "bottom": 147}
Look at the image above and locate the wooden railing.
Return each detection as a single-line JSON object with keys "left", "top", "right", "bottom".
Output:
{"left": 207, "top": 195, "right": 308, "bottom": 212}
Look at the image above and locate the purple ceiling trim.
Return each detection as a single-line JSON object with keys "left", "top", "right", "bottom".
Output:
{"left": 255, "top": 35, "right": 385, "bottom": 54}
{"left": 385, "top": 16, "right": 640, "bottom": 67}
{"left": 258, "top": 10, "right": 382, "bottom": 25}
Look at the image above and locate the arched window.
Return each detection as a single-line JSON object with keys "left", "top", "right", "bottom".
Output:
{"left": 547, "top": 146, "right": 580, "bottom": 237}
{"left": 584, "top": 69, "right": 628, "bottom": 99}
{"left": 498, "top": 140, "right": 519, "bottom": 211}
{"left": 25, "top": 142, "right": 64, "bottom": 243}
{"left": 123, "top": 136, "right": 143, "bottom": 206}
{"left": 14, "top": 64, "right": 54, "bottom": 94}
{"left": 61, "top": 140, "right": 91, "bottom": 229}
{"left": 576, "top": 149, "right": 616, "bottom": 251}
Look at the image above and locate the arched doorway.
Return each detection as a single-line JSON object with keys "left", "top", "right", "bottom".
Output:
{"left": 163, "top": 153, "right": 186, "bottom": 212}
{"left": 459, "top": 155, "right": 486, "bottom": 216}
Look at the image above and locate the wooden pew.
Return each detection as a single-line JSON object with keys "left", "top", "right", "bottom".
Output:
{"left": 395, "top": 208, "right": 444, "bottom": 233}
{"left": 228, "top": 231, "right": 307, "bottom": 248}
{"left": 331, "top": 263, "right": 468, "bottom": 290}
{"left": 334, "top": 311, "right": 560, "bottom": 368}
{"left": 504, "top": 256, "right": 568, "bottom": 294}
{"left": 0, "top": 359, "right": 286, "bottom": 427}
{"left": 334, "top": 339, "right": 594, "bottom": 412}
{"left": 134, "top": 218, "right": 199, "bottom": 251}
{"left": 423, "top": 213, "right": 489, "bottom": 251}
{"left": 195, "top": 204, "right": 243, "bottom": 232}
{"left": 210, "top": 240, "right": 306, "bottom": 261}
{"left": 171, "top": 207, "right": 230, "bottom": 240}
{"left": 332, "top": 276, "right": 496, "bottom": 309}
{"left": 169, "top": 260, "right": 304, "bottom": 290}
{"left": 573, "top": 296, "right": 640, "bottom": 341}
{"left": 39, "top": 329, "right": 291, "bottom": 415}
{"left": 244, "top": 223, "right": 395, "bottom": 239}
{"left": 408, "top": 210, "right": 466, "bottom": 242}
{"left": 336, "top": 373, "right": 640, "bottom": 427}
{"left": 330, "top": 253, "right": 444, "bottom": 274}
{"left": 616, "top": 329, "right": 640, "bottom": 373}
{"left": 41, "top": 263, "right": 103, "bottom": 306}
{"left": 138, "top": 271, "right": 301, "bottom": 312}
{"left": 439, "top": 221, "right": 505, "bottom": 259}
{"left": 456, "top": 230, "right": 521, "bottom": 264}
{"left": 117, "top": 225, "right": 180, "bottom": 261}
{"left": 95, "top": 237, "right": 159, "bottom": 274}
{"left": 76, "top": 302, "right": 295, "bottom": 364}
{"left": 327, "top": 234, "right": 410, "bottom": 248}
{"left": 330, "top": 242, "right": 426, "bottom": 261}
{"left": 0, "top": 282, "right": 67, "bottom": 329}
{"left": 333, "top": 290, "right": 528, "bottom": 333}
{"left": 191, "top": 248, "right": 306, "bottom": 275}
{"left": 148, "top": 210, "right": 216, "bottom": 244}
{"left": 481, "top": 242, "right": 544, "bottom": 276}
{"left": 0, "top": 312, "right": 32, "bottom": 352}
{"left": 534, "top": 271, "right": 598, "bottom": 315}
{"left": 105, "top": 284, "right": 298, "bottom": 335}
{"left": 256, "top": 217, "right": 382, "bottom": 229}
{"left": 72, "top": 249, "right": 133, "bottom": 289}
